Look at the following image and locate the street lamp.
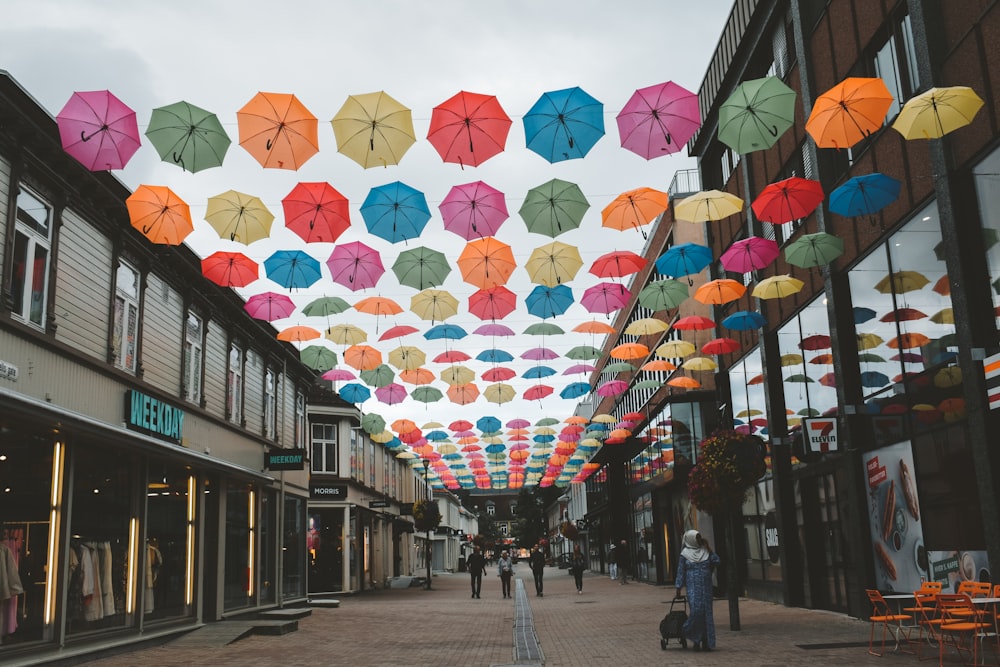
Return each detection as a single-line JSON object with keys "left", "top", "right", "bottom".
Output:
{"left": 422, "top": 458, "right": 431, "bottom": 590}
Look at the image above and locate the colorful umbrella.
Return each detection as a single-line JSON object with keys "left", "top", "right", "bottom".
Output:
{"left": 638, "top": 279, "right": 689, "bottom": 311}
{"left": 282, "top": 182, "right": 350, "bottom": 244}
{"left": 566, "top": 345, "right": 602, "bottom": 360}
{"left": 879, "top": 308, "right": 927, "bottom": 323}
{"left": 326, "top": 323, "right": 368, "bottom": 346}
{"left": 560, "top": 382, "right": 592, "bottom": 399}
{"left": 360, "top": 181, "right": 431, "bottom": 244}
{"left": 339, "top": 382, "right": 371, "bottom": 404}
{"left": 610, "top": 343, "right": 649, "bottom": 360}
{"left": 701, "top": 337, "right": 741, "bottom": 355}
{"left": 468, "top": 286, "right": 517, "bottom": 321}
{"left": 805, "top": 77, "right": 895, "bottom": 149}
{"left": 244, "top": 291, "right": 295, "bottom": 321}
{"left": 721, "top": 310, "right": 766, "bottom": 330}
{"left": 694, "top": 278, "right": 747, "bottom": 305}
{"left": 590, "top": 250, "right": 647, "bottom": 280}
{"left": 751, "top": 176, "right": 824, "bottom": 224}
{"left": 624, "top": 318, "right": 669, "bottom": 336}
{"left": 477, "top": 349, "right": 514, "bottom": 363}
{"left": 201, "top": 251, "right": 258, "bottom": 288}
{"left": 641, "top": 360, "right": 676, "bottom": 372}
{"left": 783, "top": 232, "right": 845, "bottom": 268}
{"left": 204, "top": 190, "right": 274, "bottom": 244}
{"left": 410, "top": 289, "right": 459, "bottom": 322}
{"left": 457, "top": 237, "right": 517, "bottom": 289}
{"left": 525, "top": 284, "right": 574, "bottom": 319}
{"left": 525, "top": 241, "right": 583, "bottom": 287}
{"left": 522, "top": 346, "right": 559, "bottom": 361}
{"left": 615, "top": 80, "right": 700, "bottom": 159}
{"left": 354, "top": 296, "right": 403, "bottom": 319}
{"left": 829, "top": 173, "right": 901, "bottom": 217}
{"left": 654, "top": 243, "right": 713, "bottom": 281}
{"left": 597, "top": 380, "right": 629, "bottom": 397}
{"left": 887, "top": 333, "right": 931, "bottom": 349}
{"left": 277, "top": 325, "right": 320, "bottom": 343}
{"left": 301, "top": 345, "right": 338, "bottom": 371}
{"left": 860, "top": 371, "right": 890, "bottom": 388}
{"left": 483, "top": 367, "right": 516, "bottom": 382}
{"left": 718, "top": 76, "right": 797, "bottom": 153}
{"left": 892, "top": 86, "right": 984, "bottom": 140}
{"left": 856, "top": 333, "right": 884, "bottom": 350}
{"left": 564, "top": 363, "right": 597, "bottom": 374}
{"left": 56, "top": 90, "right": 140, "bottom": 171}
{"left": 375, "top": 383, "right": 408, "bottom": 405}
{"left": 581, "top": 282, "right": 630, "bottom": 314}
{"left": 518, "top": 178, "right": 590, "bottom": 237}
{"left": 719, "top": 236, "right": 779, "bottom": 273}
{"left": 683, "top": 357, "right": 718, "bottom": 371}
{"left": 675, "top": 189, "right": 744, "bottom": 223}
{"left": 125, "top": 185, "right": 193, "bottom": 246}
{"left": 523, "top": 322, "right": 564, "bottom": 336}
{"left": 236, "top": 92, "right": 319, "bottom": 169}
{"left": 331, "top": 91, "right": 415, "bottom": 168}
{"left": 390, "top": 246, "right": 451, "bottom": 291}
{"left": 145, "top": 100, "right": 230, "bottom": 173}
{"left": 523, "top": 86, "right": 604, "bottom": 163}
{"left": 326, "top": 241, "right": 385, "bottom": 291}
{"left": 264, "top": 250, "right": 322, "bottom": 289}
{"left": 524, "top": 385, "right": 554, "bottom": 401}
{"left": 388, "top": 346, "right": 426, "bottom": 371}
{"left": 439, "top": 181, "right": 509, "bottom": 240}
{"left": 448, "top": 383, "right": 480, "bottom": 405}
{"left": 799, "top": 334, "right": 832, "bottom": 350}
{"left": 573, "top": 320, "right": 617, "bottom": 335}
{"left": 400, "top": 368, "right": 435, "bottom": 385}
{"left": 363, "top": 365, "right": 398, "bottom": 388}
{"left": 344, "top": 345, "right": 383, "bottom": 371}
{"left": 752, "top": 275, "right": 804, "bottom": 300}
{"left": 426, "top": 91, "right": 511, "bottom": 167}
{"left": 600, "top": 187, "right": 669, "bottom": 235}
{"left": 874, "top": 271, "right": 929, "bottom": 294}
{"left": 425, "top": 323, "right": 468, "bottom": 341}
{"left": 674, "top": 315, "right": 715, "bottom": 330}
{"left": 605, "top": 361, "right": 637, "bottom": 373}
{"left": 303, "top": 296, "right": 351, "bottom": 317}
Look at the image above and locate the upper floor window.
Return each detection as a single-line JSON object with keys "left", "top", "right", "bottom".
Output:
{"left": 350, "top": 427, "right": 361, "bottom": 480}
{"left": 264, "top": 367, "right": 277, "bottom": 439}
{"left": 295, "top": 391, "right": 307, "bottom": 448}
{"left": 10, "top": 187, "right": 53, "bottom": 328}
{"left": 183, "top": 312, "right": 204, "bottom": 405}
{"left": 112, "top": 260, "right": 140, "bottom": 372}
{"left": 310, "top": 423, "right": 338, "bottom": 474}
{"left": 485, "top": 502, "right": 496, "bottom": 517}
{"left": 227, "top": 343, "right": 244, "bottom": 425}
{"left": 873, "top": 13, "right": 920, "bottom": 120}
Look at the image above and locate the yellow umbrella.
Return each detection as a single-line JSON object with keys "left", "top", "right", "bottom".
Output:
{"left": 934, "top": 367, "right": 962, "bottom": 388}
{"left": 856, "top": 332, "right": 884, "bottom": 350}
{"left": 656, "top": 340, "right": 696, "bottom": 358}
{"left": 440, "top": 365, "right": 475, "bottom": 386}
{"left": 736, "top": 408, "right": 762, "bottom": 418}
{"left": 484, "top": 382, "right": 516, "bottom": 404}
{"left": 326, "top": 323, "right": 368, "bottom": 346}
{"left": 534, "top": 426, "right": 557, "bottom": 436}
{"left": 752, "top": 274, "right": 804, "bottom": 300}
{"left": 205, "top": 190, "right": 274, "bottom": 243}
{"left": 331, "top": 91, "right": 416, "bottom": 168}
{"left": 410, "top": 289, "right": 459, "bottom": 322}
{"left": 780, "top": 353, "right": 804, "bottom": 366}
{"left": 674, "top": 189, "right": 744, "bottom": 223}
{"left": 525, "top": 241, "right": 584, "bottom": 287}
{"left": 591, "top": 413, "right": 617, "bottom": 424}
{"left": 682, "top": 356, "right": 717, "bottom": 371}
{"left": 388, "top": 345, "right": 426, "bottom": 371}
{"left": 625, "top": 318, "right": 670, "bottom": 336}
{"left": 892, "top": 86, "right": 984, "bottom": 140}
{"left": 371, "top": 430, "right": 395, "bottom": 444}
{"left": 930, "top": 308, "right": 954, "bottom": 324}
{"left": 874, "top": 270, "right": 929, "bottom": 294}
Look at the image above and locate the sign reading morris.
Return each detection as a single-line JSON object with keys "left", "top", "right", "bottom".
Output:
{"left": 124, "top": 390, "right": 184, "bottom": 444}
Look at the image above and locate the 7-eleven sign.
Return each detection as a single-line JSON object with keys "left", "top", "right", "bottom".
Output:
{"left": 803, "top": 417, "right": 839, "bottom": 453}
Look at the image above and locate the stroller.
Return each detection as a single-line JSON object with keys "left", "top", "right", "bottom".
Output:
{"left": 659, "top": 595, "right": 688, "bottom": 649}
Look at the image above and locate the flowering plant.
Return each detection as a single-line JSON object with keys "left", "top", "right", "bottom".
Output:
{"left": 686, "top": 430, "right": 767, "bottom": 516}
{"left": 412, "top": 499, "right": 441, "bottom": 532}
{"left": 560, "top": 521, "right": 579, "bottom": 541}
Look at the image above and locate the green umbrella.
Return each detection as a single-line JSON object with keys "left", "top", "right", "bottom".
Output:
{"left": 566, "top": 345, "right": 602, "bottom": 360}
{"left": 606, "top": 361, "right": 638, "bottom": 373}
{"left": 638, "top": 279, "right": 689, "bottom": 311}
{"left": 784, "top": 232, "right": 845, "bottom": 268}
{"left": 303, "top": 296, "right": 351, "bottom": 317}
{"left": 518, "top": 178, "right": 590, "bottom": 237}
{"left": 392, "top": 246, "right": 451, "bottom": 290}
{"left": 361, "top": 412, "right": 386, "bottom": 434}
{"left": 144, "top": 100, "right": 231, "bottom": 173}
{"left": 718, "top": 77, "right": 797, "bottom": 154}
{"left": 535, "top": 417, "right": 560, "bottom": 426}
{"left": 633, "top": 379, "right": 663, "bottom": 391}
{"left": 300, "top": 345, "right": 338, "bottom": 371}
{"left": 410, "top": 386, "right": 444, "bottom": 403}
{"left": 524, "top": 322, "right": 564, "bottom": 336}
{"left": 360, "top": 364, "right": 396, "bottom": 388}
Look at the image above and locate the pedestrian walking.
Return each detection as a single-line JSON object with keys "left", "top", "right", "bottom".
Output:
{"left": 497, "top": 550, "right": 514, "bottom": 599}
{"left": 674, "top": 529, "right": 720, "bottom": 651}
{"left": 613, "top": 539, "right": 631, "bottom": 584}
{"left": 607, "top": 543, "right": 617, "bottom": 580}
{"left": 528, "top": 545, "right": 546, "bottom": 597}
{"left": 466, "top": 545, "right": 485, "bottom": 599}
{"left": 569, "top": 543, "right": 586, "bottom": 593}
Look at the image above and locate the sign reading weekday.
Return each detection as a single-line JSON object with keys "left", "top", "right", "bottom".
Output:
{"left": 803, "top": 417, "right": 839, "bottom": 453}
{"left": 124, "top": 389, "right": 184, "bottom": 444}
{"left": 265, "top": 449, "right": 306, "bottom": 471}
{"left": 983, "top": 351, "right": 1000, "bottom": 409}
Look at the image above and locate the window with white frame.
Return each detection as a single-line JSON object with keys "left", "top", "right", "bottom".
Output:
{"left": 873, "top": 12, "right": 920, "bottom": 120}
{"left": 310, "top": 423, "right": 338, "bottom": 474}
{"left": 486, "top": 502, "right": 496, "bottom": 516}
{"left": 350, "top": 426, "right": 361, "bottom": 480}
{"left": 264, "top": 367, "right": 278, "bottom": 439}
{"left": 112, "top": 259, "right": 140, "bottom": 372}
{"left": 10, "top": 187, "right": 52, "bottom": 328}
{"left": 227, "top": 343, "right": 244, "bottom": 425}
{"left": 183, "top": 312, "right": 204, "bottom": 404}
{"left": 295, "top": 391, "right": 306, "bottom": 448}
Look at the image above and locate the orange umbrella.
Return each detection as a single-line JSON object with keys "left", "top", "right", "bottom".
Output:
{"left": 805, "top": 77, "right": 895, "bottom": 149}
{"left": 610, "top": 343, "right": 650, "bottom": 360}
{"left": 573, "top": 320, "right": 617, "bottom": 335}
{"left": 600, "top": 187, "right": 669, "bottom": 234}
{"left": 887, "top": 332, "right": 931, "bottom": 349}
{"left": 457, "top": 237, "right": 517, "bottom": 288}
{"left": 399, "top": 367, "right": 435, "bottom": 385}
{"left": 236, "top": 92, "right": 319, "bottom": 170}
{"left": 694, "top": 278, "right": 747, "bottom": 305}
{"left": 354, "top": 296, "right": 403, "bottom": 317}
{"left": 668, "top": 376, "right": 701, "bottom": 389}
{"left": 125, "top": 184, "right": 193, "bottom": 245}
{"left": 343, "top": 344, "right": 383, "bottom": 371}
{"left": 277, "top": 325, "right": 320, "bottom": 343}
{"left": 641, "top": 359, "right": 677, "bottom": 372}
{"left": 447, "top": 383, "right": 480, "bottom": 405}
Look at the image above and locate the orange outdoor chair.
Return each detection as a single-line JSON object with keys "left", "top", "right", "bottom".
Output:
{"left": 903, "top": 590, "right": 941, "bottom": 660}
{"left": 956, "top": 580, "right": 991, "bottom": 599}
{"left": 936, "top": 594, "right": 989, "bottom": 666}
{"left": 917, "top": 580, "right": 943, "bottom": 594}
{"left": 866, "top": 589, "right": 913, "bottom": 657}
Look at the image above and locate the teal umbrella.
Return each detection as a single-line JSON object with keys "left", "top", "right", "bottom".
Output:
{"left": 718, "top": 77, "right": 797, "bottom": 153}
{"left": 145, "top": 100, "right": 231, "bottom": 173}
{"left": 784, "top": 232, "right": 845, "bottom": 269}
{"left": 518, "top": 178, "right": 590, "bottom": 237}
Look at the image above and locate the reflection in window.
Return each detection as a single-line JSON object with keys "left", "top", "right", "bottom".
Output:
{"left": 728, "top": 346, "right": 766, "bottom": 435}
{"left": 144, "top": 462, "right": 194, "bottom": 621}
{"left": 183, "top": 313, "right": 203, "bottom": 404}
{"left": 227, "top": 344, "right": 244, "bottom": 425}
{"left": 872, "top": 13, "right": 920, "bottom": 120}
{"left": 113, "top": 261, "right": 140, "bottom": 372}
{"left": 776, "top": 295, "right": 837, "bottom": 422}
{"left": 973, "top": 147, "right": 1000, "bottom": 325}
{"left": 10, "top": 187, "right": 52, "bottom": 327}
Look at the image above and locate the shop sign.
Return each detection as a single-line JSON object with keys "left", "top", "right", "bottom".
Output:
{"left": 803, "top": 417, "right": 838, "bottom": 452}
{"left": 764, "top": 511, "right": 780, "bottom": 563}
{"left": 265, "top": 449, "right": 306, "bottom": 471}
{"left": 123, "top": 389, "right": 184, "bottom": 444}
{"left": 368, "top": 499, "right": 390, "bottom": 508}
{"left": 0, "top": 359, "right": 18, "bottom": 381}
{"left": 310, "top": 482, "right": 347, "bottom": 499}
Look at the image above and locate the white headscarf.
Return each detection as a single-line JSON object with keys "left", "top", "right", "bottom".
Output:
{"left": 680, "top": 529, "right": 710, "bottom": 563}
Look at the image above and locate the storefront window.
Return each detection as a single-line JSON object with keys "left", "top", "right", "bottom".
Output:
{"left": 144, "top": 461, "right": 195, "bottom": 621}
{"left": 223, "top": 482, "right": 253, "bottom": 610}
{"left": 728, "top": 346, "right": 766, "bottom": 434}
{"left": 776, "top": 295, "right": 837, "bottom": 423}
{"left": 283, "top": 496, "right": 306, "bottom": 600}
{"left": 632, "top": 494, "right": 655, "bottom": 582}
{"left": 307, "top": 507, "right": 345, "bottom": 594}
{"left": 259, "top": 490, "right": 277, "bottom": 604}
{"left": 973, "top": 147, "right": 1000, "bottom": 325}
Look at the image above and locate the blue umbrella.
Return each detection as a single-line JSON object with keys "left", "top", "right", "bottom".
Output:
{"left": 829, "top": 173, "right": 901, "bottom": 217}
{"left": 477, "top": 416, "right": 501, "bottom": 433}
{"left": 523, "top": 86, "right": 605, "bottom": 163}
{"left": 525, "top": 284, "right": 574, "bottom": 319}
{"left": 654, "top": 242, "right": 713, "bottom": 281}
{"left": 860, "top": 371, "right": 891, "bottom": 388}
{"left": 721, "top": 310, "right": 767, "bottom": 330}
{"left": 484, "top": 443, "right": 506, "bottom": 454}
{"left": 425, "top": 430, "right": 450, "bottom": 441}
{"left": 263, "top": 249, "right": 322, "bottom": 289}
{"left": 853, "top": 306, "right": 878, "bottom": 324}
{"left": 560, "top": 381, "right": 591, "bottom": 399}
{"left": 477, "top": 348, "right": 514, "bottom": 363}
{"left": 424, "top": 323, "right": 468, "bottom": 340}
{"left": 523, "top": 365, "right": 556, "bottom": 379}
{"left": 339, "top": 382, "right": 371, "bottom": 404}
{"left": 360, "top": 181, "right": 431, "bottom": 243}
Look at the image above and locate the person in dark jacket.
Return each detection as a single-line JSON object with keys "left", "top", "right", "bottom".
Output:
{"left": 569, "top": 543, "right": 586, "bottom": 593}
{"left": 497, "top": 551, "right": 514, "bottom": 598}
{"left": 466, "top": 545, "right": 486, "bottom": 599}
{"left": 613, "top": 539, "right": 631, "bottom": 584}
{"left": 528, "top": 545, "right": 546, "bottom": 596}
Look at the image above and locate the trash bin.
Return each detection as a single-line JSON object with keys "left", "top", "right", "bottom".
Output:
{"left": 458, "top": 556, "right": 466, "bottom": 572}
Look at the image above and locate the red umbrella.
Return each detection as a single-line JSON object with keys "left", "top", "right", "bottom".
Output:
{"left": 427, "top": 91, "right": 511, "bottom": 167}
{"left": 282, "top": 182, "right": 350, "bottom": 243}
{"left": 468, "top": 285, "right": 517, "bottom": 321}
{"left": 581, "top": 282, "right": 631, "bottom": 314}
{"left": 378, "top": 325, "right": 419, "bottom": 341}
{"left": 483, "top": 367, "right": 516, "bottom": 382}
{"left": 524, "top": 385, "right": 554, "bottom": 401}
{"left": 879, "top": 308, "right": 928, "bottom": 322}
{"left": 673, "top": 315, "right": 715, "bottom": 330}
{"left": 439, "top": 181, "right": 510, "bottom": 240}
{"left": 818, "top": 372, "right": 837, "bottom": 387}
{"left": 244, "top": 291, "right": 295, "bottom": 321}
{"left": 326, "top": 241, "right": 385, "bottom": 291}
{"left": 56, "top": 90, "right": 141, "bottom": 171}
{"left": 201, "top": 251, "right": 259, "bottom": 287}
{"left": 701, "top": 337, "right": 741, "bottom": 355}
{"left": 434, "top": 350, "right": 471, "bottom": 363}
{"left": 589, "top": 250, "right": 647, "bottom": 279}
{"left": 799, "top": 334, "right": 832, "bottom": 350}
{"left": 751, "top": 176, "right": 825, "bottom": 224}
{"left": 720, "top": 236, "right": 780, "bottom": 273}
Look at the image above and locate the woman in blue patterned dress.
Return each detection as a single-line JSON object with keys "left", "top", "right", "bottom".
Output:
{"left": 674, "top": 529, "right": 720, "bottom": 651}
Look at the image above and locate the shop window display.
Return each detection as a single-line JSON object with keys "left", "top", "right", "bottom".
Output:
{"left": 223, "top": 482, "right": 254, "bottom": 610}
{"left": 282, "top": 496, "right": 306, "bottom": 600}
{"left": 143, "top": 462, "right": 195, "bottom": 621}
{"left": 308, "top": 508, "right": 346, "bottom": 594}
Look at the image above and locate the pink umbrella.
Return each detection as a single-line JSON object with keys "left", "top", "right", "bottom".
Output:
{"left": 507, "top": 418, "right": 531, "bottom": 429}
{"left": 376, "top": 383, "right": 408, "bottom": 405}
{"left": 597, "top": 379, "right": 629, "bottom": 396}
{"left": 321, "top": 368, "right": 357, "bottom": 381}
{"left": 473, "top": 323, "right": 516, "bottom": 337}
{"left": 56, "top": 90, "right": 141, "bottom": 171}
{"left": 720, "top": 236, "right": 780, "bottom": 273}
{"left": 326, "top": 241, "right": 385, "bottom": 291}
{"left": 524, "top": 385, "right": 553, "bottom": 401}
{"left": 244, "top": 291, "right": 296, "bottom": 321}
{"left": 615, "top": 81, "right": 700, "bottom": 160}
{"left": 522, "top": 347, "right": 559, "bottom": 361}
{"left": 581, "top": 282, "right": 631, "bottom": 314}
{"left": 439, "top": 181, "right": 509, "bottom": 240}
{"left": 564, "top": 363, "right": 596, "bottom": 375}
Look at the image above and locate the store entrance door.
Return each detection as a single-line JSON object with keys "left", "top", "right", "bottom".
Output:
{"left": 798, "top": 471, "right": 848, "bottom": 612}
{"left": 307, "top": 507, "right": 345, "bottom": 594}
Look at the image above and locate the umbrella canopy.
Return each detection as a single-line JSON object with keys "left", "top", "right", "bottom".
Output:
{"left": 751, "top": 177, "right": 824, "bottom": 224}
{"left": 718, "top": 76, "right": 797, "bottom": 153}
{"left": 331, "top": 91, "right": 416, "bottom": 168}
{"left": 282, "top": 182, "right": 350, "bottom": 244}
{"left": 597, "top": 380, "right": 629, "bottom": 397}
{"left": 525, "top": 241, "right": 583, "bottom": 287}
{"left": 303, "top": 295, "right": 351, "bottom": 317}
{"left": 888, "top": 332, "right": 931, "bottom": 349}
{"left": 277, "top": 325, "right": 320, "bottom": 343}
{"left": 145, "top": 100, "right": 230, "bottom": 173}
{"left": 364, "top": 366, "right": 399, "bottom": 389}
{"left": 638, "top": 279, "right": 689, "bottom": 311}
{"left": 892, "top": 86, "right": 984, "bottom": 139}
{"left": 400, "top": 367, "right": 435, "bottom": 385}
{"left": 483, "top": 367, "right": 516, "bottom": 382}
{"left": 721, "top": 310, "right": 766, "bottom": 330}
{"left": 300, "top": 345, "right": 338, "bottom": 371}
{"left": 590, "top": 250, "right": 647, "bottom": 279}
{"left": 426, "top": 91, "right": 511, "bottom": 167}
{"left": 657, "top": 341, "right": 697, "bottom": 358}
{"left": 205, "top": 190, "right": 274, "bottom": 244}
{"left": 805, "top": 77, "right": 895, "bottom": 149}
{"left": 616, "top": 80, "right": 700, "bottom": 159}
{"left": 525, "top": 284, "right": 574, "bottom": 319}
{"left": 326, "top": 323, "right": 368, "bottom": 346}
{"left": 391, "top": 246, "right": 451, "bottom": 291}
{"left": 56, "top": 89, "right": 140, "bottom": 171}
{"left": 683, "top": 357, "right": 718, "bottom": 371}
{"left": 641, "top": 359, "right": 676, "bottom": 372}
{"left": 874, "top": 270, "right": 930, "bottom": 294}
{"left": 477, "top": 349, "right": 514, "bottom": 363}
{"left": 694, "top": 278, "right": 747, "bottom": 305}
{"left": 581, "top": 282, "right": 631, "bottom": 314}
{"left": 236, "top": 91, "right": 318, "bottom": 169}
{"left": 326, "top": 241, "right": 385, "bottom": 291}
{"left": 126, "top": 185, "right": 193, "bottom": 245}
{"left": 448, "top": 383, "right": 480, "bottom": 405}
{"left": 560, "top": 382, "right": 592, "bottom": 399}
{"left": 573, "top": 320, "right": 617, "bottom": 335}
{"left": 457, "top": 237, "right": 517, "bottom": 289}
{"left": 524, "top": 322, "right": 564, "bottom": 336}
{"left": 720, "top": 236, "right": 779, "bottom": 273}
{"left": 440, "top": 365, "right": 476, "bottom": 386}
{"left": 675, "top": 189, "right": 744, "bottom": 223}
{"left": 344, "top": 345, "right": 383, "bottom": 371}
{"left": 566, "top": 345, "right": 602, "bottom": 360}
{"left": 482, "top": 383, "right": 515, "bottom": 404}
{"left": 856, "top": 333, "right": 884, "bottom": 350}
{"left": 244, "top": 292, "right": 295, "bottom": 322}
{"left": 879, "top": 307, "right": 927, "bottom": 323}
{"left": 518, "top": 178, "right": 590, "bottom": 237}
{"left": 387, "top": 346, "right": 427, "bottom": 371}
{"left": 523, "top": 86, "right": 604, "bottom": 163}
{"left": 702, "top": 337, "right": 741, "bottom": 355}
{"left": 339, "top": 383, "right": 372, "bottom": 404}
{"left": 674, "top": 315, "right": 716, "bottom": 330}
{"left": 601, "top": 187, "right": 669, "bottom": 235}
{"left": 201, "top": 251, "right": 258, "bottom": 287}
{"left": 524, "top": 385, "right": 554, "bottom": 401}
{"left": 410, "top": 289, "right": 459, "bottom": 322}
{"left": 611, "top": 343, "right": 649, "bottom": 360}
{"left": 521, "top": 346, "right": 559, "bottom": 360}
{"left": 264, "top": 250, "right": 322, "bottom": 289}
{"left": 355, "top": 296, "right": 403, "bottom": 318}
{"left": 439, "top": 181, "right": 509, "bottom": 240}
{"left": 800, "top": 334, "right": 832, "bottom": 350}
{"left": 523, "top": 365, "right": 556, "bottom": 379}
{"left": 752, "top": 275, "right": 804, "bottom": 300}
{"left": 424, "top": 323, "right": 467, "bottom": 340}
{"left": 360, "top": 181, "right": 431, "bottom": 244}
{"left": 624, "top": 318, "right": 669, "bottom": 336}
{"left": 468, "top": 286, "right": 517, "bottom": 321}
{"left": 829, "top": 173, "right": 901, "bottom": 217}
{"left": 784, "top": 232, "right": 845, "bottom": 268}
{"left": 655, "top": 243, "right": 713, "bottom": 280}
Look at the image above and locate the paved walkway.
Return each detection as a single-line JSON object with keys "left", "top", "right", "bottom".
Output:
{"left": 78, "top": 568, "right": 996, "bottom": 666}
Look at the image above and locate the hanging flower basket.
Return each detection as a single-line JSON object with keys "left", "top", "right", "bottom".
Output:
{"left": 560, "top": 521, "right": 579, "bottom": 541}
{"left": 412, "top": 499, "right": 442, "bottom": 532}
{"left": 686, "top": 430, "right": 767, "bottom": 516}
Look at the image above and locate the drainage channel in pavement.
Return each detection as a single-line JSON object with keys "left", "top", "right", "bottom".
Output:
{"left": 512, "top": 578, "right": 544, "bottom": 665}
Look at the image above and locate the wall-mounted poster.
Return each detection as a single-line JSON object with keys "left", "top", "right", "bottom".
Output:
{"left": 926, "top": 549, "right": 990, "bottom": 593}
{"left": 862, "top": 441, "right": 926, "bottom": 592}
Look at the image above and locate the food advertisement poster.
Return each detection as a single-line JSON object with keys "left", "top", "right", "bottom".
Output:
{"left": 926, "top": 549, "right": 990, "bottom": 592}
{"left": 862, "top": 442, "right": 926, "bottom": 592}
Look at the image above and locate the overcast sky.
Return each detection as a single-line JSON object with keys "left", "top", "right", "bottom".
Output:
{"left": 0, "top": 1, "right": 735, "bottom": 445}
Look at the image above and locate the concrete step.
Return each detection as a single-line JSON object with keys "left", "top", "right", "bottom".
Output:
{"left": 308, "top": 598, "right": 340, "bottom": 608}
{"left": 259, "top": 607, "right": 312, "bottom": 620}
{"left": 251, "top": 619, "right": 298, "bottom": 636}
